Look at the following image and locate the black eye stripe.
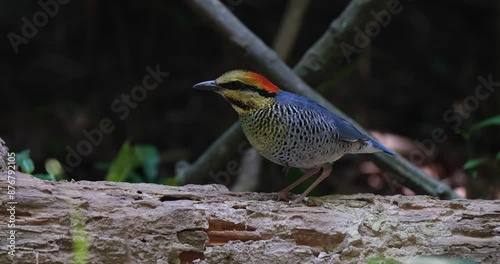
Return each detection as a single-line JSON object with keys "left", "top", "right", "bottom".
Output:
{"left": 219, "top": 81, "right": 276, "bottom": 98}
{"left": 219, "top": 81, "right": 247, "bottom": 90}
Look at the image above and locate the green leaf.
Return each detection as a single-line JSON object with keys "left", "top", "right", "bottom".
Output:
{"left": 45, "top": 158, "right": 65, "bottom": 180}
{"left": 34, "top": 173, "right": 57, "bottom": 181}
{"left": 463, "top": 157, "right": 490, "bottom": 170}
{"left": 470, "top": 115, "right": 500, "bottom": 131}
{"left": 134, "top": 145, "right": 160, "bottom": 182}
{"left": 495, "top": 151, "right": 500, "bottom": 160}
{"left": 16, "top": 149, "right": 35, "bottom": 174}
{"left": 105, "top": 140, "right": 137, "bottom": 182}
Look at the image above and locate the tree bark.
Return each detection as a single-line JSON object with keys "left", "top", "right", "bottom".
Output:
{"left": 1, "top": 173, "right": 498, "bottom": 264}
{"left": 0, "top": 138, "right": 9, "bottom": 173}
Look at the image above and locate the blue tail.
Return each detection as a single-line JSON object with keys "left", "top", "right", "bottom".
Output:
{"left": 370, "top": 139, "right": 395, "bottom": 155}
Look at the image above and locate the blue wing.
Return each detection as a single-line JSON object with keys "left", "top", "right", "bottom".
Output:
{"left": 276, "top": 91, "right": 368, "bottom": 142}
{"left": 276, "top": 91, "right": 395, "bottom": 155}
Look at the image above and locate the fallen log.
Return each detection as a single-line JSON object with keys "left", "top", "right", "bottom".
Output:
{"left": 0, "top": 172, "right": 498, "bottom": 263}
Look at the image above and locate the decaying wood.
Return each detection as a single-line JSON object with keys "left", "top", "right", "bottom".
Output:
{"left": 0, "top": 172, "right": 499, "bottom": 264}
{"left": 0, "top": 138, "right": 8, "bottom": 173}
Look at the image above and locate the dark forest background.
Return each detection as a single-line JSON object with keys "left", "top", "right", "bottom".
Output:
{"left": 1, "top": 0, "right": 499, "bottom": 199}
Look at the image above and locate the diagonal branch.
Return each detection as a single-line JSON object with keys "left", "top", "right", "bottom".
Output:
{"left": 272, "top": 0, "right": 311, "bottom": 61}
{"left": 294, "top": 0, "right": 386, "bottom": 87}
{"left": 179, "top": 0, "right": 459, "bottom": 199}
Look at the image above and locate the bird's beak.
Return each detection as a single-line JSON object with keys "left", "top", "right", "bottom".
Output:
{"left": 193, "top": 80, "right": 220, "bottom": 91}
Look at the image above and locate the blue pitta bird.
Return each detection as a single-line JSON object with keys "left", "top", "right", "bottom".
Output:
{"left": 194, "top": 70, "right": 395, "bottom": 202}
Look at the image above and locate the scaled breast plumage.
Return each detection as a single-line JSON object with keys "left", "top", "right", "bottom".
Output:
{"left": 239, "top": 91, "right": 368, "bottom": 169}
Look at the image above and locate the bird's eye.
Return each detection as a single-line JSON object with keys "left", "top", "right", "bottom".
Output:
{"left": 220, "top": 81, "right": 246, "bottom": 90}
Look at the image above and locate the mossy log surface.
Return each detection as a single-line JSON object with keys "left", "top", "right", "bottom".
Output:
{"left": 0, "top": 172, "right": 499, "bottom": 263}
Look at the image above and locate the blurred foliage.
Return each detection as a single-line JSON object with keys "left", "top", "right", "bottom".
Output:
{"left": 16, "top": 149, "right": 64, "bottom": 181}
{"left": 101, "top": 140, "right": 160, "bottom": 183}
{"left": 460, "top": 115, "right": 500, "bottom": 197}
{"left": 16, "top": 150, "right": 35, "bottom": 174}
{"left": 463, "top": 157, "right": 490, "bottom": 171}
{"left": 17, "top": 141, "right": 162, "bottom": 184}
{"left": 470, "top": 115, "right": 500, "bottom": 132}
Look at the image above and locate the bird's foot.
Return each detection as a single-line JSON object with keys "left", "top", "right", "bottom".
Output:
{"left": 289, "top": 196, "right": 323, "bottom": 206}
{"left": 289, "top": 194, "right": 307, "bottom": 204}
{"left": 276, "top": 191, "right": 307, "bottom": 204}
{"left": 276, "top": 192, "right": 319, "bottom": 206}
{"left": 276, "top": 191, "right": 291, "bottom": 202}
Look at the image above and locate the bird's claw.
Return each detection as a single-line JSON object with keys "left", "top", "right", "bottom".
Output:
{"left": 276, "top": 191, "right": 291, "bottom": 202}
{"left": 276, "top": 192, "right": 307, "bottom": 205}
{"left": 290, "top": 195, "right": 306, "bottom": 205}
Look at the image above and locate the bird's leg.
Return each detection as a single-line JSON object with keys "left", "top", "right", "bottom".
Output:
{"left": 277, "top": 167, "right": 321, "bottom": 201}
{"left": 293, "top": 165, "right": 333, "bottom": 204}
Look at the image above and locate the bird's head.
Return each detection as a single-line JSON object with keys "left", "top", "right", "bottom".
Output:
{"left": 193, "top": 70, "right": 280, "bottom": 115}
